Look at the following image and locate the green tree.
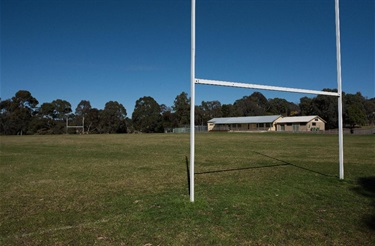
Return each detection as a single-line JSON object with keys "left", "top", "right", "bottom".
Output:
{"left": 28, "top": 116, "right": 51, "bottom": 134}
{"left": 364, "top": 98, "right": 375, "bottom": 125}
{"left": 85, "top": 108, "right": 101, "bottom": 134}
{"left": 0, "top": 90, "right": 39, "bottom": 135}
{"left": 299, "top": 97, "right": 315, "bottom": 116}
{"left": 313, "top": 92, "right": 338, "bottom": 129}
{"left": 75, "top": 100, "right": 92, "bottom": 131}
{"left": 221, "top": 104, "right": 234, "bottom": 117}
{"left": 30, "top": 102, "right": 55, "bottom": 134}
{"left": 196, "top": 100, "right": 222, "bottom": 125}
{"left": 344, "top": 92, "right": 367, "bottom": 128}
{"left": 346, "top": 104, "right": 366, "bottom": 128}
{"left": 75, "top": 100, "right": 92, "bottom": 118}
{"left": 172, "top": 92, "right": 190, "bottom": 126}
{"left": 12, "top": 90, "right": 39, "bottom": 109}
{"left": 203, "top": 100, "right": 222, "bottom": 119}
{"left": 0, "top": 99, "right": 13, "bottom": 134}
{"left": 36, "top": 99, "right": 72, "bottom": 134}
{"left": 195, "top": 105, "right": 205, "bottom": 126}
{"left": 39, "top": 102, "right": 56, "bottom": 119}
{"left": 132, "top": 96, "right": 163, "bottom": 133}
{"left": 51, "top": 99, "right": 72, "bottom": 120}
{"left": 160, "top": 104, "right": 177, "bottom": 130}
{"left": 268, "top": 98, "right": 299, "bottom": 116}
{"left": 100, "top": 101, "right": 127, "bottom": 133}
{"left": 233, "top": 92, "right": 269, "bottom": 116}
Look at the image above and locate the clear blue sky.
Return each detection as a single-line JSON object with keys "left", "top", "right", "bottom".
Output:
{"left": 1, "top": 0, "right": 374, "bottom": 116}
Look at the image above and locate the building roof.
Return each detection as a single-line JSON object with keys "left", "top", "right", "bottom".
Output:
{"left": 276, "top": 115, "right": 326, "bottom": 123}
{"left": 208, "top": 115, "right": 281, "bottom": 124}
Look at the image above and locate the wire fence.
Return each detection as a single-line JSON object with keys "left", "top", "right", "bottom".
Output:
{"left": 323, "top": 128, "right": 375, "bottom": 135}
{"left": 167, "top": 126, "right": 374, "bottom": 135}
{"left": 172, "top": 126, "right": 208, "bottom": 133}
{"left": 274, "top": 128, "right": 375, "bottom": 135}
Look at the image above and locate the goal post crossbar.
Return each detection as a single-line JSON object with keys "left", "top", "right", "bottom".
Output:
{"left": 195, "top": 79, "right": 340, "bottom": 97}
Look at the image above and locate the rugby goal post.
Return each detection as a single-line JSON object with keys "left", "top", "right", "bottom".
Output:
{"left": 66, "top": 117, "right": 85, "bottom": 134}
{"left": 190, "top": 0, "right": 344, "bottom": 202}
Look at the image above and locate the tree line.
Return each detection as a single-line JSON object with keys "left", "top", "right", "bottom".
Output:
{"left": 1, "top": 89, "right": 374, "bottom": 135}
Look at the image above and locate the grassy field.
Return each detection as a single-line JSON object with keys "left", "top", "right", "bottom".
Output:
{"left": 0, "top": 133, "right": 374, "bottom": 245}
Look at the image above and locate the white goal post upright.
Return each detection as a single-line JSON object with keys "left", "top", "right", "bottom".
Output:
{"left": 190, "top": 0, "right": 344, "bottom": 202}
{"left": 335, "top": 0, "right": 344, "bottom": 180}
{"left": 190, "top": 0, "right": 196, "bottom": 202}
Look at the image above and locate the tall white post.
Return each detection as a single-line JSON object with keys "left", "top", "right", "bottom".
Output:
{"left": 335, "top": 0, "right": 344, "bottom": 179}
{"left": 190, "top": 0, "right": 196, "bottom": 202}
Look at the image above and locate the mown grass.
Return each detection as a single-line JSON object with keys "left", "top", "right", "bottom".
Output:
{"left": 0, "top": 133, "right": 374, "bottom": 245}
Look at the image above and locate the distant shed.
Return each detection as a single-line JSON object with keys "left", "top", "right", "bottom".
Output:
{"left": 208, "top": 115, "right": 282, "bottom": 132}
{"left": 275, "top": 116, "right": 326, "bottom": 132}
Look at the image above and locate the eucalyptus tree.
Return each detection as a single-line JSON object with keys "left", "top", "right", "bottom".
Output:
{"left": 172, "top": 92, "right": 190, "bottom": 127}
{"left": 0, "top": 90, "right": 38, "bottom": 135}
{"left": 100, "top": 101, "right": 127, "bottom": 133}
{"left": 132, "top": 96, "right": 163, "bottom": 133}
{"left": 233, "top": 92, "right": 269, "bottom": 116}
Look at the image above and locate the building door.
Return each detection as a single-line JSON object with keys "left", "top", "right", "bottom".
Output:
{"left": 277, "top": 124, "right": 285, "bottom": 131}
{"left": 293, "top": 124, "right": 299, "bottom": 132}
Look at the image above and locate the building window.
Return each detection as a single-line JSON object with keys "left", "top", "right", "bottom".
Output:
{"left": 265, "top": 123, "right": 271, "bottom": 127}
{"left": 287, "top": 123, "right": 292, "bottom": 126}
{"left": 312, "top": 122, "right": 316, "bottom": 126}
{"left": 277, "top": 124, "right": 286, "bottom": 131}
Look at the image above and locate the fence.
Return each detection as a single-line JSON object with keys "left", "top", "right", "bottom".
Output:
{"left": 172, "top": 126, "right": 208, "bottom": 133}
{"left": 169, "top": 126, "right": 374, "bottom": 135}
{"left": 274, "top": 128, "right": 375, "bottom": 135}
{"left": 324, "top": 128, "right": 375, "bottom": 135}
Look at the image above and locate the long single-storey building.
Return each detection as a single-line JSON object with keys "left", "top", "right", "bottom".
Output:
{"left": 275, "top": 115, "right": 326, "bottom": 132}
{"left": 208, "top": 115, "right": 326, "bottom": 132}
{"left": 208, "top": 115, "right": 282, "bottom": 132}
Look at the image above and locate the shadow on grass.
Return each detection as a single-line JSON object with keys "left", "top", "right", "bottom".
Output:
{"left": 195, "top": 163, "right": 290, "bottom": 175}
{"left": 193, "top": 151, "right": 335, "bottom": 178}
{"left": 185, "top": 156, "right": 190, "bottom": 195}
{"left": 253, "top": 151, "right": 336, "bottom": 178}
{"left": 352, "top": 177, "right": 375, "bottom": 230}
